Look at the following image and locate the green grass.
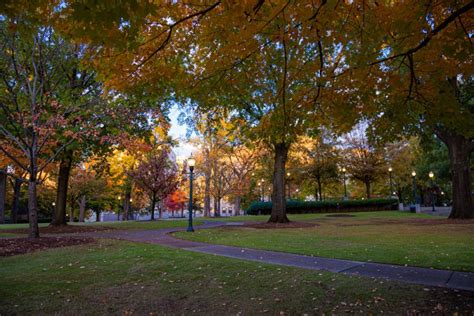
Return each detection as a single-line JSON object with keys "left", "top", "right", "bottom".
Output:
{"left": 1, "top": 239, "right": 471, "bottom": 314}
{"left": 72, "top": 219, "right": 203, "bottom": 230}
{"left": 0, "top": 219, "right": 202, "bottom": 232}
{"left": 176, "top": 211, "right": 474, "bottom": 272}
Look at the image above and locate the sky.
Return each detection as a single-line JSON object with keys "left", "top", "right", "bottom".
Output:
{"left": 168, "top": 105, "right": 197, "bottom": 162}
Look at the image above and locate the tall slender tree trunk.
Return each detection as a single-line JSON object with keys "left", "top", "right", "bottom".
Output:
{"left": 204, "top": 159, "right": 211, "bottom": 217}
{"left": 268, "top": 143, "right": 290, "bottom": 223}
{"left": 78, "top": 195, "right": 86, "bottom": 222}
{"left": 27, "top": 176, "right": 39, "bottom": 239}
{"left": 213, "top": 198, "right": 219, "bottom": 217}
{"left": 51, "top": 150, "right": 73, "bottom": 226}
{"left": 11, "top": 178, "right": 22, "bottom": 224}
{"left": 233, "top": 196, "right": 241, "bottom": 216}
{"left": 316, "top": 176, "right": 323, "bottom": 201}
{"left": 69, "top": 198, "right": 75, "bottom": 223}
{"left": 150, "top": 194, "right": 156, "bottom": 221}
{"left": 0, "top": 169, "right": 6, "bottom": 224}
{"left": 123, "top": 189, "right": 131, "bottom": 220}
{"left": 365, "top": 179, "right": 371, "bottom": 199}
{"left": 217, "top": 198, "right": 221, "bottom": 216}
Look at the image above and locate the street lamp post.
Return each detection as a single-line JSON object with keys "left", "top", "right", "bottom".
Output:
{"left": 286, "top": 172, "right": 291, "bottom": 200}
{"left": 411, "top": 171, "right": 417, "bottom": 212}
{"left": 261, "top": 179, "right": 265, "bottom": 201}
{"left": 187, "top": 157, "right": 196, "bottom": 232}
{"left": 429, "top": 171, "right": 436, "bottom": 212}
{"left": 342, "top": 167, "right": 348, "bottom": 200}
{"left": 388, "top": 167, "right": 394, "bottom": 197}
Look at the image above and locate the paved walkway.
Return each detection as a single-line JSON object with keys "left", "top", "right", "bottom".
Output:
{"left": 87, "top": 222, "right": 474, "bottom": 292}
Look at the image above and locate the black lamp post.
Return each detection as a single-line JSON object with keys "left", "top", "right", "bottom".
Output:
{"left": 429, "top": 171, "right": 436, "bottom": 212}
{"left": 342, "top": 167, "right": 348, "bottom": 200}
{"left": 187, "top": 157, "right": 196, "bottom": 232}
{"left": 388, "top": 167, "right": 394, "bottom": 197}
{"left": 286, "top": 172, "right": 291, "bottom": 199}
{"left": 411, "top": 171, "right": 417, "bottom": 209}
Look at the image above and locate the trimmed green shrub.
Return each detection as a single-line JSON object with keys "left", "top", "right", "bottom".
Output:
{"left": 246, "top": 198, "right": 398, "bottom": 215}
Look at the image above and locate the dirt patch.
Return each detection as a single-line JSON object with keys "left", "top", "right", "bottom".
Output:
{"left": 0, "top": 236, "right": 95, "bottom": 257}
{"left": 3, "top": 224, "right": 114, "bottom": 235}
{"left": 243, "top": 221, "right": 318, "bottom": 229}
{"left": 325, "top": 214, "right": 355, "bottom": 218}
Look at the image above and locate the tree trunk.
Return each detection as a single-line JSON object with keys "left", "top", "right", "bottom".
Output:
{"left": 233, "top": 196, "right": 241, "bottom": 216}
{"left": 0, "top": 169, "right": 6, "bottom": 224}
{"left": 444, "top": 134, "right": 473, "bottom": 219}
{"left": 268, "top": 143, "right": 290, "bottom": 223}
{"left": 78, "top": 195, "right": 86, "bottom": 222}
{"left": 11, "top": 178, "right": 22, "bottom": 224}
{"left": 150, "top": 194, "right": 156, "bottom": 221}
{"left": 181, "top": 207, "right": 184, "bottom": 218}
{"left": 316, "top": 176, "right": 323, "bottom": 201}
{"left": 213, "top": 198, "right": 219, "bottom": 217}
{"left": 95, "top": 210, "right": 100, "bottom": 222}
{"left": 69, "top": 198, "right": 75, "bottom": 223}
{"left": 51, "top": 150, "right": 73, "bottom": 226}
{"left": 27, "top": 178, "right": 39, "bottom": 238}
{"left": 123, "top": 190, "right": 131, "bottom": 221}
{"left": 365, "top": 179, "right": 371, "bottom": 199}
{"left": 204, "top": 160, "right": 211, "bottom": 217}
{"left": 217, "top": 198, "right": 221, "bottom": 216}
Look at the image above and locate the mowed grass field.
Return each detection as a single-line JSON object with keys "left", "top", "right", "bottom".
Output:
{"left": 1, "top": 239, "right": 473, "bottom": 315}
{"left": 175, "top": 211, "right": 474, "bottom": 272}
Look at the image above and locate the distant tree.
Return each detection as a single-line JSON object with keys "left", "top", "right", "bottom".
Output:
{"left": 344, "top": 129, "right": 386, "bottom": 199}
{"left": 129, "top": 149, "right": 181, "bottom": 220}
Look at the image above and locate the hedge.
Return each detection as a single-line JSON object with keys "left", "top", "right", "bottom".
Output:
{"left": 246, "top": 198, "right": 398, "bottom": 215}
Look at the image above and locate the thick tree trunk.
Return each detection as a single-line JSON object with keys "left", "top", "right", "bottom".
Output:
{"left": 0, "top": 169, "right": 6, "bottom": 224}
{"left": 95, "top": 210, "right": 100, "bottom": 222}
{"left": 444, "top": 134, "right": 473, "bottom": 219}
{"left": 217, "top": 198, "right": 221, "bottom": 216}
{"left": 123, "top": 190, "right": 131, "bottom": 221}
{"left": 27, "top": 178, "right": 39, "bottom": 239}
{"left": 78, "top": 195, "right": 86, "bottom": 222}
{"left": 365, "top": 179, "right": 371, "bottom": 199}
{"left": 268, "top": 143, "right": 290, "bottom": 223}
{"left": 150, "top": 194, "right": 156, "bottom": 221}
{"left": 51, "top": 150, "right": 73, "bottom": 226}
{"left": 11, "top": 178, "right": 22, "bottom": 224}
{"left": 233, "top": 196, "right": 241, "bottom": 216}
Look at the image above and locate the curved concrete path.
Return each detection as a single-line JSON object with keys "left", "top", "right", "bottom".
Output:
{"left": 88, "top": 221, "right": 474, "bottom": 292}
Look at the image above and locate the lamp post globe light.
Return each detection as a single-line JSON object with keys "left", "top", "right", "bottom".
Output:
{"left": 187, "top": 157, "right": 196, "bottom": 232}
{"left": 429, "top": 171, "right": 436, "bottom": 212}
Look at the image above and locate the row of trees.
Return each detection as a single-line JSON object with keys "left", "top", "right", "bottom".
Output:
{"left": 0, "top": 1, "right": 472, "bottom": 238}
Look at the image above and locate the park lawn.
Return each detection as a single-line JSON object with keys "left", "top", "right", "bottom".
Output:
{"left": 72, "top": 219, "right": 204, "bottom": 230}
{"left": 175, "top": 211, "right": 474, "bottom": 272}
{"left": 1, "top": 239, "right": 472, "bottom": 315}
{"left": 0, "top": 220, "right": 202, "bottom": 235}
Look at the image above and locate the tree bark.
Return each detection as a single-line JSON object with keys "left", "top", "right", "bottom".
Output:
{"left": 51, "top": 150, "right": 73, "bottom": 226}
{"left": 365, "top": 178, "right": 371, "bottom": 199}
{"left": 27, "top": 179, "right": 39, "bottom": 238}
{"left": 204, "top": 159, "right": 211, "bottom": 217}
{"left": 123, "top": 189, "right": 131, "bottom": 221}
{"left": 0, "top": 169, "right": 6, "bottom": 224}
{"left": 150, "top": 194, "right": 156, "bottom": 221}
{"left": 316, "top": 176, "right": 323, "bottom": 201}
{"left": 95, "top": 210, "right": 100, "bottom": 222}
{"left": 69, "top": 198, "right": 75, "bottom": 223}
{"left": 440, "top": 132, "right": 473, "bottom": 219}
{"left": 233, "top": 196, "right": 241, "bottom": 216}
{"left": 268, "top": 143, "right": 290, "bottom": 223}
{"left": 11, "top": 178, "right": 22, "bottom": 224}
{"left": 78, "top": 195, "right": 86, "bottom": 222}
